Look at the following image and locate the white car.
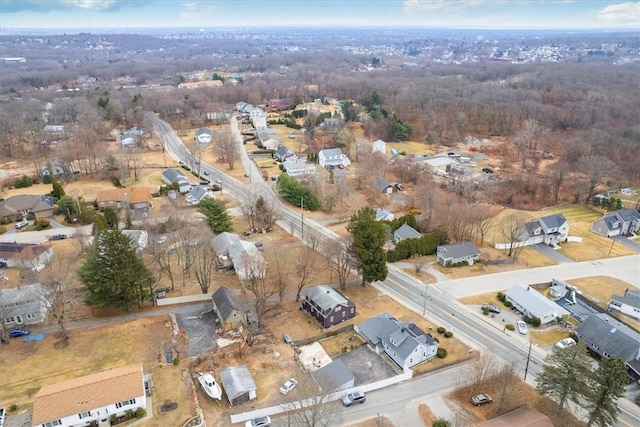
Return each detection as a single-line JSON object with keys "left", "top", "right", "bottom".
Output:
{"left": 157, "top": 236, "right": 168, "bottom": 244}
{"left": 279, "top": 378, "right": 298, "bottom": 395}
{"left": 517, "top": 321, "right": 528, "bottom": 335}
{"left": 245, "top": 416, "right": 270, "bottom": 427}
{"left": 555, "top": 337, "right": 576, "bottom": 349}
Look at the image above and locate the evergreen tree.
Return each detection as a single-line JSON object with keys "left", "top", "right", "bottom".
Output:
{"left": 78, "top": 229, "right": 154, "bottom": 309}
{"left": 57, "top": 195, "right": 75, "bottom": 220}
{"left": 92, "top": 213, "right": 109, "bottom": 236}
{"left": 103, "top": 207, "right": 119, "bottom": 230}
{"left": 347, "top": 207, "right": 388, "bottom": 285}
{"left": 536, "top": 342, "right": 592, "bottom": 415}
{"left": 586, "top": 357, "right": 627, "bottom": 427}
{"left": 197, "top": 197, "right": 233, "bottom": 234}
{"left": 52, "top": 181, "right": 65, "bottom": 200}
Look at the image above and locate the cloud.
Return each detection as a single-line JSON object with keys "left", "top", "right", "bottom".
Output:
{"left": 597, "top": 1, "right": 640, "bottom": 25}
{"left": 0, "top": 0, "right": 148, "bottom": 13}
{"left": 179, "top": 1, "right": 216, "bottom": 20}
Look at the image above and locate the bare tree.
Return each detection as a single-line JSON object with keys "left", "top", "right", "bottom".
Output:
{"left": 191, "top": 238, "right": 217, "bottom": 294}
{"left": 241, "top": 255, "right": 276, "bottom": 324}
{"left": 215, "top": 130, "right": 239, "bottom": 170}
{"left": 411, "top": 254, "right": 426, "bottom": 274}
{"left": 578, "top": 155, "right": 618, "bottom": 203}
{"left": 472, "top": 204, "right": 498, "bottom": 245}
{"left": 495, "top": 362, "right": 519, "bottom": 412}
{"left": 280, "top": 374, "right": 343, "bottom": 427}
{"left": 547, "top": 163, "right": 567, "bottom": 205}
{"left": 268, "top": 253, "right": 290, "bottom": 302}
{"left": 496, "top": 212, "right": 529, "bottom": 260}
{"left": 295, "top": 247, "right": 316, "bottom": 301}
{"left": 325, "top": 238, "right": 355, "bottom": 290}
{"left": 513, "top": 119, "right": 549, "bottom": 170}
{"left": 463, "top": 352, "right": 499, "bottom": 394}
{"left": 255, "top": 194, "right": 280, "bottom": 229}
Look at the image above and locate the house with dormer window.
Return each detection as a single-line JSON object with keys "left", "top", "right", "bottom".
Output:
{"left": 591, "top": 209, "right": 640, "bottom": 237}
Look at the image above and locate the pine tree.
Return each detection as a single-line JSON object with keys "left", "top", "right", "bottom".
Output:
{"left": 347, "top": 207, "right": 388, "bottom": 285}
{"left": 78, "top": 229, "right": 154, "bottom": 309}
{"left": 197, "top": 197, "right": 233, "bottom": 234}
{"left": 586, "top": 357, "right": 627, "bottom": 427}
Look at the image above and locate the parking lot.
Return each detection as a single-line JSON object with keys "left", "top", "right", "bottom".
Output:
{"left": 335, "top": 345, "right": 399, "bottom": 385}
{"left": 174, "top": 303, "right": 218, "bottom": 357}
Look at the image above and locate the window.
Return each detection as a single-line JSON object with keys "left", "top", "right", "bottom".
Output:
{"left": 330, "top": 316, "right": 334, "bottom": 322}
{"left": 115, "top": 398, "right": 136, "bottom": 409}
{"left": 4, "top": 317, "right": 15, "bottom": 323}
{"left": 26, "top": 313, "right": 36, "bottom": 319}
{"left": 79, "top": 411, "right": 91, "bottom": 419}
{"left": 335, "top": 306, "right": 341, "bottom": 312}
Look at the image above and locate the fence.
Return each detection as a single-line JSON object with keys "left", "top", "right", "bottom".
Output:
{"left": 156, "top": 293, "right": 211, "bottom": 306}
{"left": 292, "top": 323, "right": 355, "bottom": 347}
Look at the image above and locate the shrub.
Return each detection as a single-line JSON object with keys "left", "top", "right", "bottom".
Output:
{"left": 433, "top": 418, "right": 451, "bottom": 427}
{"left": 436, "top": 347, "right": 448, "bottom": 358}
{"left": 13, "top": 175, "right": 34, "bottom": 188}
{"left": 506, "top": 323, "right": 515, "bottom": 331}
{"left": 444, "top": 331, "right": 453, "bottom": 338}
{"left": 9, "top": 404, "right": 18, "bottom": 412}
{"left": 173, "top": 356, "right": 180, "bottom": 365}
{"left": 135, "top": 407, "right": 146, "bottom": 418}
{"left": 531, "top": 316, "right": 541, "bottom": 327}
{"left": 42, "top": 174, "right": 53, "bottom": 184}
{"left": 523, "top": 315, "right": 532, "bottom": 324}
{"left": 26, "top": 212, "right": 36, "bottom": 220}
{"left": 436, "top": 326, "right": 446, "bottom": 334}
{"left": 504, "top": 301, "right": 512, "bottom": 308}
{"left": 482, "top": 308, "right": 489, "bottom": 315}
{"left": 496, "top": 291, "right": 504, "bottom": 301}
{"left": 0, "top": 225, "right": 6, "bottom": 234}
{"left": 433, "top": 337, "right": 439, "bottom": 343}
{"left": 111, "top": 177, "right": 123, "bottom": 188}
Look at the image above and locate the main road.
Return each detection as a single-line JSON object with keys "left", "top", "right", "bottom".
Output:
{"left": 152, "top": 115, "right": 640, "bottom": 426}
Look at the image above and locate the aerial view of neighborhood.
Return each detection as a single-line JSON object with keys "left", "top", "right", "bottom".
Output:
{"left": 0, "top": 1, "right": 639, "bottom": 427}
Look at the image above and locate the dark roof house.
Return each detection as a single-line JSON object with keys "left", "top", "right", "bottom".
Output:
{"left": 591, "top": 209, "right": 640, "bottom": 237}
{"left": 609, "top": 289, "right": 640, "bottom": 320}
{"left": 376, "top": 177, "right": 393, "bottom": 194}
{"left": 312, "top": 359, "right": 354, "bottom": 392}
{"left": 0, "top": 242, "right": 53, "bottom": 269}
{"left": 220, "top": 365, "right": 257, "bottom": 406}
{"left": 0, "top": 194, "right": 54, "bottom": 221}
{"left": 393, "top": 224, "right": 422, "bottom": 244}
{"left": 211, "top": 286, "right": 245, "bottom": 332}
{"left": 301, "top": 285, "right": 356, "bottom": 329}
{"left": 436, "top": 241, "right": 481, "bottom": 266}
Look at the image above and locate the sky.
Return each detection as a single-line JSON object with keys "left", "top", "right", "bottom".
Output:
{"left": 0, "top": 0, "right": 638, "bottom": 30}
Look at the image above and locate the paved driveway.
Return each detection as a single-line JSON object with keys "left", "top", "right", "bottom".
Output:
{"left": 335, "top": 345, "right": 398, "bottom": 385}
{"left": 612, "top": 236, "right": 640, "bottom": 252}
{"left": 532, "top": 243, "right": 574, "bottom": 264}
{"left": 174, "top": 303, "right": 218, "bottom": 357}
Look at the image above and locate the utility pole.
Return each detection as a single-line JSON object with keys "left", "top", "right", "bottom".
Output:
{"left": 301, "top": 196, "right": 304, "bottom": 239}
{"left": 422, "top": 281, "right": 430, "bottom": 316}
{"left": 524, "top": 340, "right": 533, "bottom": 381}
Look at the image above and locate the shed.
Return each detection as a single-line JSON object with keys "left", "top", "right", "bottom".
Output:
{"left": 312, "top": 359, "right": 354, "bottom": 392}
{"left": 220, "top": 365, "right": 257, "bottom": 406}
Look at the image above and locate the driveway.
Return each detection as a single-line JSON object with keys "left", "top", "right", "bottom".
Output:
{"left": 335, "top": 345, "right": 398, "bottom": 385}
{"left": 532, "top": 243, "right": 574, "bottom": 264}
{"left": 174, "top": 303, "right": 218, "bottom": 357}
{"left": 612, "top": 236, "right": 640, "bottom": 252}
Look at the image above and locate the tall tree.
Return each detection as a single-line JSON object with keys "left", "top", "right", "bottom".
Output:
{"left": 325, "top": 237, "right": 355, "bottom": 290}
{"left": 191, "top": 239, "right": 217, "bottom": 294}
{"left": 497, "top": 212, "right": 528, "bottom": 260}
{"left": 295, "top": 246, "right": 316, "bottom": 302}
{"left": 578, "top": 155, "right": 618, "bottom": 203}
{"left": 78, "top": 229, "right": 154, "bottom": 309}
{"left": 586, "top": 357, "right": 627, "bottom": 427}
{"left": 347, "top": 207, "right": 387, "bottom": 285}
{"left": 197, "top": 197, "right": 233, "bottom": 234}
{"left": 536, "top": 342, "right": 592, "bottom": 415}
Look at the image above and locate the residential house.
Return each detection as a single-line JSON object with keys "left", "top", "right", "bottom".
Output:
{"left": 32, "top": 363, "right": 147, "bottom": 427}
{"left": 301, "top": 285, "right": 356, "bottom": 329}
{"left": 121, "top": 230, "right": 149, "bottom": 252}
{"left": 43, "top": 125, "right": 65, "bottom": 136}
{"left": 375, "top": 207, "right": 394, "bottom": 222}
{"left": 504, "top": 285, "right": 570, "bottom": 325}
{"left": 41, "top": 160, "right": 66, "bottom": 177}
{"left": 195, "top": 128, "right": 213, "bottom": 144}
{"left": 0, "top": 284, "right": 48, "bottom": 327}
{"left": 423, "top": 156, "right": 456, "bottom": 173}
{"left": 96, "top": 187, "right": 151, "bottom": 219}
{"left": 212, "top": 232, "right": 266, "bottom": 281}
{"left": 119, "top": 127, "right": 144, "bottom": 148}
{"left": 591, "top": 209, "right": 640, "bottom": 237}
{"left": 312, "top": 359, "right": 354, "bottom": 392}
{"left": 0, "top": 242, "right": 53, "bottom": 269}
{"left": 275, "top": 146, "right": 296, "bottom": 163}
{"left": 184, "top": 186, "right": 215, "bottom": 205}
{"left": 377, "top": 177, "right": 393, "bottom": 195}
{"left": 318, "top": 148, "right": 351, "bottom": 169}
{"left": 355, "top": 312, "right": 438, "bottom": 371}
{"left": 520, "top": 214, "right": 570, "bottom": 247}
{"left": 261, "top": 137, "right": 280, "bottom": 151}
{"left": 372, "top": 139, "right": 386, "bottom": 155}
{"left": 393, "top": 224, "right": 422, "bottom": 244}
{"left": 161, "top": 169, "right": 191, "bottom": 193}
{"left": 0, "top": 194, "right": 54, "bottom": 221}
{"left": 320, "top": 117, "right": 340, "bottom": 133}
{"left": 477, "top": 406, "right": 553, "bottom": 427}
{"left": 575, "top": 313, "right": 640, "bottom": 378}
{"left": 609, "top": 289, "right": 640, "bottom": 320}
{"left": 284, "top": 159, "right": 316, "bottom": 177}
{"left": 220, "top": 365, "right": 257, "bottom": 406}
{"left": 211, "top": 286, "right": 246, "bottom": 332}
{"left": 436, "top": 242, "right": 481, "bottom": 266}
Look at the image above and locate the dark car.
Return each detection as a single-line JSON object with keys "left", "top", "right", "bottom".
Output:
{"left": 471, "top": 394, "right": 493, "bottom": 406}
{"left": 342, "top": 391, "right": 366, "bottom": 407}
{"left": 482, "top": 167, "right": 494, "bottom": 174}
{"left": 0, "top": 261, "right": 7, "bottom": 269}
{"left": 9, "top": 329, "right": 30, "bottom": 338}
{"left": 394, "top": 183, "right": 405, "bottom": 191}
{"left": 481, "top": 304, "right": 501, "bottom": 314}
{"left": 50, "top": 234, "right": 67, "bottom": 240}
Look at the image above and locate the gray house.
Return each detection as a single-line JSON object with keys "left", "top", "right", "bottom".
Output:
{"left": 312, "top": 359, "right": 354, "bottom": 392}
{"left": 575, "top": 313, "right": 640, "bottom": 378}
{"left": 375, "top": 208, "right": 394, "bottom": 222}
{"left": 355, "top": 312, "right": 438, "bottom": 371}
{"left": 376, "top": 177, "right": 393, "bottom": 194}
{"left": 609, "top": 289, "right": 640, "bottom": 320}
{"left": 504, "top": 285, "right": 570, "bottom": 325}
{"left": 161, "top": 169, "right": 191, "bottom": 193}
{"left": 220, "top": 365, "right": 257, "bottom": 406}
{"left": 0, "top": 284, "right": 48, "bottom": 326}
{"left": 393, "top": 224, "right": 422, "bottom": 244}
{"left": 0, "top": 242, "right": 53, "bottom": 269}
{"left": 436, "top": 241, "right": 481, "bottom": 266}
{"left": 211, "top": 286, "right": 245, "bottom": 332}
{"left": 591, "top": 209, "right": 640, "bottom": 237}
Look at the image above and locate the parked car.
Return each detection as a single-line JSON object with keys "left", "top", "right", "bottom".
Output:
{"left": 394, "top": 183, "right": 405, "bottom": 191}
{"left": 0, "top": 407, "right": 6, "bottom": 427}
{"left": 157, "top": 236, "right": 168, "bottom": 244}
{"left": 517, "top": 321, "right": 528, "bottom": 335}
{"left": 482, "top": 167, "right": 494, "bottom": 174}
{"left": 50, "top": 234, "right": 67, "bottom": 240}
{"left": 203, "top": 170, "right": 210, "bottom": 176}
{"left": 337, "top": 164, "right": 344, "bottom": 169}
{"left": 471, "top": 394, "right": 493, "bottom": 406}
{"left": 279, "top": 378, "right": 298, "bottom": 395}
{"left": 15, "top": 220, "right": 29, "bottom": 230}
{"left": 245, "top": 416, "right": 271, "bottom": 427}
{"left": 283, "top": 333, "right": 293, "bottom": 344}
{"left": 342, "top": 391, "right": 366, "bottom": 407}
{"left": 9, "top": 329, "right": 30, "bottom": 338}
{"left": 481, "top": 304, "right": 501, "bottom": 314}
{"left": 555, "top": 337, "right": 576, "bottom": 349}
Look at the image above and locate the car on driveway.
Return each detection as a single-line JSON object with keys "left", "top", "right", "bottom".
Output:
{"left": 203, "top": 170, "right": 210, "bottom": 176}
{"left": 9, "top": 329, "right": 30, "bottom": 338}
{"left": 517, "top": 321, "right": 528, "bottom": 335}
{"left": 471, "top": 394, "right": 493, "bottom": 406}
{"left": 50, "top": 234, "right": 67, "bottom": 240}
{"left": 279, "top": 378, "right": 298, "bottom": 395}
{"left": 555, "top": 337, "right": 576, "bottom": 349}
{"left": 157, "top": 236, "right": 168, "bottom": 244}
{"left": 342, "top": 391, "right": 366, "bottom": 407}
{"left": 394, "top": 183, "right": 405, "bottom": 191}
{"left": 481, "top": 304, "right": 501, "bottom": 314}
{"left": 245, "top": 416, "right": 270, "bottom": 427}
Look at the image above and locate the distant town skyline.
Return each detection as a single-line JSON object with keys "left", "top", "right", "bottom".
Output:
{"left": 0, "top": 0, "right": 638, "bottom": 31}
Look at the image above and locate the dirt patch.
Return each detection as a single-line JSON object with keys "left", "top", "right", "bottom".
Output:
{"left": 417, "top": 403, "right": 438, "bottom": 426}
{"left": 567, "top": 275, "right": 637, "bottom": 308}
{"left": 347, "top": 415, "right": 396, "bottom": 427}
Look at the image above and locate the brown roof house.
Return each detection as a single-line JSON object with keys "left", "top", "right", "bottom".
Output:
{"left": 32, "top": 363, "right": 147, "bottom": 427}
{"left": 0, "top": 242, "right": 53, "bottom": 269}
{"left": 0, "top": 194, "right": 54, "bottom": 221}
{"left": 96, "top": 187, "right": 151, "bottom": 219}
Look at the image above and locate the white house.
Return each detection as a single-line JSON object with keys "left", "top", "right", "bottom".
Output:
{"left": 609, "top": 289, "right": 640, "bottom": 320}
{"left": 375, "top": 207, "right": 394, "bottom": 221}
{"left": 161, "top": 169, "right": 191, "bottom": 193}
{"left": 261, "top": 137, "right": 280, "bottom": 151}
{"left": 504, "top": 284, "right": 570, "bottom": 325}
{"left": 284, "top": 159, "right": 316, "bottom": 177}
{"left": 372, "top": 139, "right": 386, "bottom": 155}
{"left": 0, "top": 283, "right": 48, "bottom": 327}
{"left": 184, "top": 186, "right": 215, "bottom": 205}
{"left": 355, "top": 312, "right": 438, "bottom": 371}
{"left": 195, "top": 128, "right": 213, "bottom": 144}
{"left": 318, "top": 148, "right": 351, "bottom": 169}
{"left": 32, "top": 364, "right": 147, "bottom": 427}
{"left": 0, "top": 242, "right": 53, "bottom": 269}
{"left": 591, "top": 209, "right": 640, "bottom": 237}
{"left": 521, "top": 214, "right": 570, "bottom": 246}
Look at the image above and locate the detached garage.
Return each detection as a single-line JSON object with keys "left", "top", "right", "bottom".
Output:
{"left": 220, "top": 365, "right": 257, "bottom": 406}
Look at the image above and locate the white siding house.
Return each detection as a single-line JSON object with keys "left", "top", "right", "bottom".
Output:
{"left": 318, "top": 148, "right": 351, "bottom": 168}
{"left": 504, "top": 284, "right": 570, "bottom": 325}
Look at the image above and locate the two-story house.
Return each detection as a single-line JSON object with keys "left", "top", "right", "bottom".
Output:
{"left": 301, "top": 285, "right": 356, "bottom": 328}
{"left": 318, "top": 148, "right": 351, "bottom": 169}
{"left": 510, "top": 214, "right": 570, "bottom": 248}
{"left": 591, "top": 209, "right": 640, "bottom": 237}
{"left": 1, "top": 283, "right": 48, "bottom": 327}
{"left": 195, "top": 128, "right": 213, "bottom": 144}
